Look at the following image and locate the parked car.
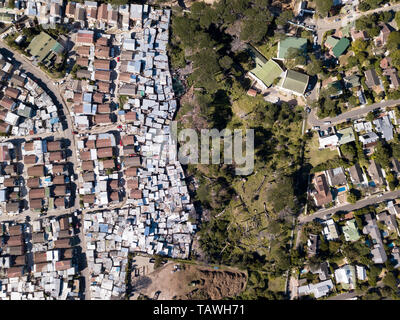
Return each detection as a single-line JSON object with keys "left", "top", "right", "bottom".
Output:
{"left": 324, "top": 121, "right": 331, "bottom": 125}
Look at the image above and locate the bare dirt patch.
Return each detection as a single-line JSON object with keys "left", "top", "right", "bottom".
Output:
{"left": 134, "top": 262, "right": 247, "bottom": 300}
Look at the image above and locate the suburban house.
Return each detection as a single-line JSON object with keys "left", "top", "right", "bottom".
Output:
{"left": 336, "top": 127, "right": 355, "bottom": 145}
{"left": 375, "top": 23, "right": 391, "bottom": 47}
{"left": 342, "top": 219, "right": 361, "bottom": 242}
{"left": 322, "top": 219, "right": 339, "bottom": 241}
{"left": 364, "top": 69, "right": 382, "bottom": 92}
{"left": 327, "top": 167, "right": 347, "bottom": 186}
{"left": 376, "top": 211, "right": 400, "bottom": 236}
{"left": 278, "top": 69, "right": 309, "bottom": 96}
{"left": 307, "top": 234, "right": 318, "bottom": 257}
{"left": 348, "top": 163, "right": 365, "bottom": 185}
{"left": 276, "top": 37, "right": 307, "bottom": 60}
{"left": 325, "top": 36, "right": 350, "bottom": 58}
{"left": 248, "top": 46, "right": 284, "bottom": 89}
{"left": 367, "top": 160, "right": 386, "bottom": 186}
{"left": 373, "top": 115, "right": 393, "bottom": 141}
{"left": 312, "top": 173, "right": 333, "bottom": 207}
{"left": 363, "top": 213, "right": 387, "bottom": 264}
{"left": 298, "top": 280, "right": 334, "bottom": 299}
{"left": 334, "top": 265, "right": 356, "bottom": 290}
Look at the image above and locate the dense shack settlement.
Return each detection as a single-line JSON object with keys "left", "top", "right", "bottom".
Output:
{"left": 0, "top": 2, "right": 195, "bottom": 300}
{"left": 4, "top": 0, "right": 400, "bottom": 301}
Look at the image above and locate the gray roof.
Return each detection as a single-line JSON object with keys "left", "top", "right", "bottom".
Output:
{"left": 373, "top": 116, "right": 393, "bottom": 141}
{"left": 365, "top": 69, "right": 380, "bottom": 88}
{"left": 327, "top": 167, "right": 347, "bottom": 186}
{"left": 349, "top": 163, "right": 364, "bottom": 184}
{"left": 359, "top": 132, "right": 379, "bottom": 145}
{"left": 367, "top": 160, "right": 386, "bottom": 186}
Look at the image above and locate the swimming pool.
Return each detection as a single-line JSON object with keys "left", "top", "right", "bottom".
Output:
{"left": 337, "top": 186, "right": 346, "bottom": 192}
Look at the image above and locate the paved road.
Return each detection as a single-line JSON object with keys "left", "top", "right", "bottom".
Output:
{"left": 307, "top": 99, "right": 400, "bottom": 129}
{"left": 315, "top": 3, "right": 400, "bottom": 45}
{"left": 0, "top": 41, "right": 93, "bottom": 299}
{"left": 299, "top": 189, "right": 400, "bottom": 224}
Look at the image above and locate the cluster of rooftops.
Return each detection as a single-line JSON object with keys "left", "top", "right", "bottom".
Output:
{"left": 0, "top": 213, "right": 83, "bottom": 300}
{"left": 0, "top": 55, "right": 62, "bottom": 136}
{"left": 300, "top": 199, "right": 400, "bottom": 299}
{"left": 0, "top": 3, "right": 197, "bottom": 299}
{"left": 83, "top": 207, "right": 194, "bottom": 299}
{"left": 0, "top": 138, "right": 73, "bottom": 215}
{"left": 10, "top": 1, "right": 153, "bottom": 32}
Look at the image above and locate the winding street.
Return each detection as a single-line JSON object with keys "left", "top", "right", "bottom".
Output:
{"left": 300, "top": 189, "right": 400, "bottom": 224}
{"left": 0, "top": 40, "right": 92, "bottom": 299}
{"left": 307, "top": 99, "right": 400, "bottom": 129}
{"left": 315, "top": 3, "right": 400, "bottom": 45}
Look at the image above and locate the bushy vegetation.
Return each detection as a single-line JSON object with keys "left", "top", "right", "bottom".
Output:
{"left": 170, "top": 1, "right": 307, "bottom": 298}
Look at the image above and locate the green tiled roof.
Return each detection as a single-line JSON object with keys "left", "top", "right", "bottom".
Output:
{"left": 332, "top": 38, "right": 350, "bottom": 57}
{"left": 337, "top": 127, "right": 355, "bottom": 145}
{"left": 280, "top": 70, "right": 309, "bottom": 95}
{"left": 342, "top": 219, "right": 360, "bottom": 242}
{"left": 325, "top": 36, "right": 340, "bottom": 48}
{"left": 250, "top": 59, "right": 284, "bottom": 87}
{"left": 277, "top": 37, "right": 308, "bottom": 60}
{"left": 27, "top": 32, "right": 64, "bottom": 64}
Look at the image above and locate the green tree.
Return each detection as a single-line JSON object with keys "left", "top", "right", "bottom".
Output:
{"left": 267, "top": 176, "right": 296, "bottom": 213}
{"left": 316, "top": 0, "right": 333, "bottom": 17}
{"left": 347, "top": 189, "right": 359, "bottom": 204}
{"left": 396, "top": 11, "right": 400, "bottom": 28}
{"left": 368, "top": 265, "right": 382, "bottom": 287}
{"left": 366, "top": 111, "right": 375, "bottom": 122}
{"left": 352, "top": 39, "right": 369, "bottom": 55}
{"left": 387, "top": 31, "right": 400, "bottom": 51}
{"left": 276, "top": 10, "right": 294, "bottom": 27}
{"left": 219, "top": 56, "right": 233, "bottom": 70}
{"left": 328, "top": 241, "right": 341, "bottom": 254}
{"left": 340, "top": 143, "right": 357, "bottom": 162}
{"left": 383, "top": 271, "right": 398, "bottom": 291}
{"left": 307, "top": 54, "right": 323, "bottom": 76}
{"left": 373, "top": 141, "right": 391, "bottom": 168}
{"left": 240, "top": 9, "right": 273, "bottom": 43}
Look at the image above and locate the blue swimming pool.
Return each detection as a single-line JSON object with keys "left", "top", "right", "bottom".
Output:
{"left": 388, "top": 242, "right": 395, "bottom": 248}
{"left": 337, "top": 187, "right": 346, "bottom": 192}
{"left": 369, "top": 181, "right": 376, "bottom": 187}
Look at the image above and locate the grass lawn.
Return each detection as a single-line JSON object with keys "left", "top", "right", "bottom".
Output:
{"left": 268, "top": 275, "right": 286, "bottom": 292}
{"left": 231, "top": 166, "right": 270, "bottom": 214}
{"left": 256, "top": 41, "right": 278, "bottom": 60}
{"left": 306, "top": 132, "right": 339, "bottom": 167}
